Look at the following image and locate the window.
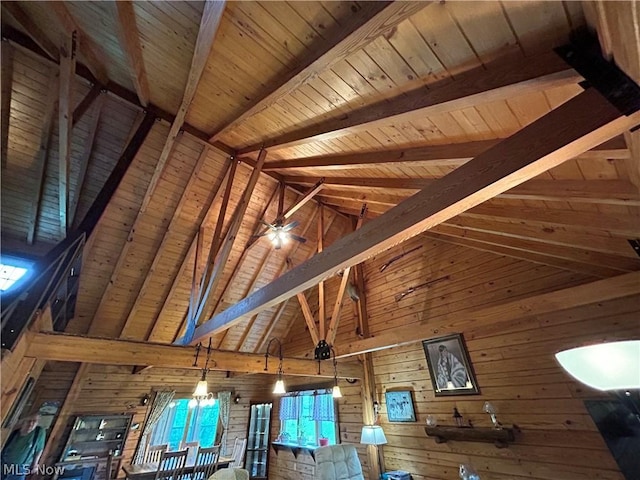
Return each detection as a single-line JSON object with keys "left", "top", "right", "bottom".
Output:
{"left": 150, "top": 399, "right": 219, "bottom": 450}
{"left": 278, "top": 390, "right": 338, "bottom": 446}
{"left": 0, "top": 256, "right": 33, "bottom": 292}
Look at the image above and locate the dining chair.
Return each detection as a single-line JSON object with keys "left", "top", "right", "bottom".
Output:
{"left": 229, "top": 439, "right": 247, "bottom": 468}
{"left": 192, "top": 445, "right": 220, "bottom": 480}
{"left": 180, "top": 442, "right": 200, "bottom": 466}
{"left": 154, "top": 449, "right": 188, "bottom": 480}
{"left": 145, "top": 444, "right": 169, "bottom": 464}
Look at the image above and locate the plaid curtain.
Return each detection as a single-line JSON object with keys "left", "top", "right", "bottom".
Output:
{"left": 312, "top": 393, "right": 335, "bottom": 422}
{"left": 279, "top": 396, "right": 299, "bottom": 420}
{"left": 133, "top": 390, "right": 175, "bottom": 464}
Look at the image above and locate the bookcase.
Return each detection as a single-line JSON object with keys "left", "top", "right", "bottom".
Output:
{"left": 245, "top": 403, "right": 272, "bottom": 479}
{"left": 56, "top": 414, "right": 133, "bottom": 480}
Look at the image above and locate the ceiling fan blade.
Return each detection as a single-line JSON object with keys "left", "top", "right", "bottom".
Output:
{"left": 282, "top": 220, "right": 299, "bottom": 231}
{"left": 288, "top": 234, "right": 307, "bottom": 244}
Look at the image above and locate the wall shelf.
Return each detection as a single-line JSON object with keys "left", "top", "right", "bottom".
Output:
{"left": 271, "top": 442, "right": 317, "bottom": 460}
{"left": 425, "top": 425, "right": 518, "bottom": 448}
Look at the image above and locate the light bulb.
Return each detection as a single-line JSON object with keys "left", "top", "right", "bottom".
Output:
{"left": 188, "top": 398, "right": 198, "bottom": 408}
{"left": 193, "top": 380, "right": 208, "bottom": 397}
{"left": 273, "top": 378, "right": 286, "bottom": 395}
{"left": 332, "top": 385, "right": 342, "bottom": 398}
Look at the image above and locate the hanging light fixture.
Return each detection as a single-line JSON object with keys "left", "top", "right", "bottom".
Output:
{"left": 331, "top": 348, "right": 342, "bottom": 398}
{"left": 265, "top": 338, "right": 286, "bottom": 394}
{"left": 555, "top": 340, "right": 640, "bottom": 391}
{"left": 190, "top": 339, "right": 217, "bottom": 408}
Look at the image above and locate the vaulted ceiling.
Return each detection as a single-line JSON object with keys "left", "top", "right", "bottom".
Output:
{"left": 1, "top": 1, "right": 639, "bottom": 358}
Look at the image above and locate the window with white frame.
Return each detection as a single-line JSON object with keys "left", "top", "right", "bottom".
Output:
{"left": 277, "top": 390, "right": 338, "bottom": 446}
{"left": 150, "top": 399, "right": 219, "bottom": 450}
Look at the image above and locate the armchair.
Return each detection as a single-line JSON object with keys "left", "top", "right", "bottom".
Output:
{"left": 314, "top": 444, "right": 364, "bottom": 480}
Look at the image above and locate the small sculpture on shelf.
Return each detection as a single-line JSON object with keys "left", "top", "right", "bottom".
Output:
{"left": 482, "top": 402, "right": 502, "bottom": 429}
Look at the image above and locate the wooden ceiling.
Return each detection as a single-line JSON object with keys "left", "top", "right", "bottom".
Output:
{"left": 1, "top": 1, "right": 639, "bottom": 358}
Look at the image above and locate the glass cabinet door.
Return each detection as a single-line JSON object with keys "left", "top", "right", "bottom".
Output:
{"left": 245, "top": 403, "right": 272, "bottom": 479}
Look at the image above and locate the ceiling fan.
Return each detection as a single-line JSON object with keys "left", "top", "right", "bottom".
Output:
{"left": 256, "top": 219, "right": 307, "bottom": 249}
{"left": 251, "top": 182, "right": 310, "bottom": 249}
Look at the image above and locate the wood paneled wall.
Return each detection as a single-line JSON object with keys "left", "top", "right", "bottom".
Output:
{"left": 31, "top": 364, "right": 273, "bottom": 477}
{"left": 274, "top": 236, "right": 638, "bottom": 479}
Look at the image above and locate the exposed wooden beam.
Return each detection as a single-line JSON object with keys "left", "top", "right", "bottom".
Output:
{"left": 49, "top": 1, "right": 108, "bottom": 84}
{"left": 27, "top": 72, "right": 58, "bottom": 245}
{"left": 431, "top": 223, "right": 639, "bottom": 274}
{"left": 208, "top": 1, "right": 427, "bottom": 143}
{"left": 335, "top": 271, "right": 640, "bottom": 358}
{"left": 58, "top": 33, "right": 76, "bottom": 238}
{"left": 140, "top": 0, "right": 226, "bottom": 217}
{"left": 264, "top": 137, "right": 628, "bottom": 171}
{"left": 25, "top": 332, "right": 363, "bottom": 379}
{"left": 1, "top": 40, "right": 14, "bottom": 169}
{"left": 192, "top": 89, "right": 640, "bottom": 343}
{"left": 181, "top": 150, "right": 266, "bottom": 344}
{"left": 115, "top": 0, "right": 150, "bottom": 106}
{"left": 287, "top": 258, "right": 320, "bottom": 347}
{"left": 238, "top": 51, "right": 581, "bottom": 154}
{"left": 326, "top": 206, "right": 366, "bottom": 346}
{"left": 1, "top": 2, "right": 59, "bottom": 61}
{"left": 317, "top": 204, "right": 326, "bottom": 341}
{"left": 70, "top": 93, "right": 104, "bottom": 227}
{"left": 293, "top": 177, "right": 640, "bottom": 206}
{"left": 72, "top": 83, "right": 103, "bottom": 126}
{"left": 423, "top": 232, "right": 623, "bottom": 279}
{"left": 119, "top": 146, "right": 212, "bottom": 339}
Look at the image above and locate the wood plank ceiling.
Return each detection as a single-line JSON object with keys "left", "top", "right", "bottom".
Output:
{"left": 1, "top": 1, "right": 638, "bottom": 357}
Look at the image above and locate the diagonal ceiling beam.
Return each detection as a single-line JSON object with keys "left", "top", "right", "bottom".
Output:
{"left": 115, "top": 0, "right": 150, "bottom": 106}
{"left": 49, "top": 1, "right": 108, "bottom": 84}
{"left": 25, "top": 331, "right": 363, "bottom": 379}
{"left": 208, "top": 1, "right": 428, "bottom": 143}
{"left": 238, "top": 51, "right": 582, "bottom": 155}
{"left": 58, "top": 33, "right": 76, "bottom": 238}
{"left": 1, "top": 2, "right": 59, "bottom": 62}
{"left": 1, "top": 41, "right": 14, "bottom": 169}
{"left": 191, "top": 88, "right": 640, "bottom": 344}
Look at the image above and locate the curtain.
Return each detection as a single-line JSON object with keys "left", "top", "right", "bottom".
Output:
{"left": 312, "top": 393, "right": 335, "bottom": 422}
{"left": 218, "top": 391, "right": 231, "bottom": 455}
{"left": 133, "top": 390, "right": 175, "bottom": 464}
{"left": 279, "top": 396, "right": 299, "bottom": 421}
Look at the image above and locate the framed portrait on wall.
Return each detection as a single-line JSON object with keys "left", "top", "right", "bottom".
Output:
{"left": 385, "top": 390, "right": 416, "bottom": 422}
{"left": 422, "top": 333, "right": 480, "bottom": 396}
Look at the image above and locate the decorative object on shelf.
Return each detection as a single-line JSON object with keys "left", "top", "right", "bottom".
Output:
{"left": 422, "top": 333, "right": 480, "bottom": 396}
{"left": 426, "top": 415, "right": 437, "bottom": 426}
{"left": 190, "top": 338, "right": 217, "bottom": 407}
{"left": 425, "top": 425, "right": 518, "bottom": 448}
{"left": 482, "top": 402, "right": 502, "bottom": 429}
{"left": 459, "top": 463, "right": 481, "bottom": 480}
{"left": 331, "top": 348, "right": 342, "bottom": 399}
{"left": 360, "top": 425, "right": 387, "bottom": 477}
{"left": 385, "top": 391, "right": 416, "bottom": 422}
{"left": 453, "top": 407, "right": 464, "bottom": 427}
{"left": 265, "top": 338, "right": 286, "bottom": 394}
{"left": 555, "top": 340, "right": 640, "bottom": 390}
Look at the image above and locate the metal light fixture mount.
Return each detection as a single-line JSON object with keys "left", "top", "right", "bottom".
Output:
{"left": 190, "top": 338, "right": 217, "bottom": 407}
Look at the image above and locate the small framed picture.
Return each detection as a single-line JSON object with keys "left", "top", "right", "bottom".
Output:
{"left": 422, "top": 333, "right": 480, "bottom": 396}
{"left": 385, "top": 390, "right": 416, "bottom": 422}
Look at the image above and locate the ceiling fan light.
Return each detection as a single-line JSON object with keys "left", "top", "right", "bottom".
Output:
{"left": 555, "top": 340, "right": 640, "bottom": 391}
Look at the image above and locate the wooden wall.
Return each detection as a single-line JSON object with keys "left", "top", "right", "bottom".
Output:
{"left": 274, "top": 235, "right": 639, "bottom": 479}
{"left": 31, "top": 364, "right": 273, "bottom": 478}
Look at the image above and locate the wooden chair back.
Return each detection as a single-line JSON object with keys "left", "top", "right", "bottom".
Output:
{"left": 154, "top": 449, "right": 188, "bottom": 480}
{"left": 229, "top": 438, "right": 247, "bottom": 468}
{"left": 192, "top": 445, "right": 220, "bottom": 480}
{"left": 146, "top": 444, "right": 169, "bottom": 464}
{"left": 180, "top": 442, "right": 199, "bottom": 466}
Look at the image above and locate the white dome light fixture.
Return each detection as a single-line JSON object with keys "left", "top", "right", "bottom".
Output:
{"left": 555, "top": 340, "right": 640, "bottom": 391}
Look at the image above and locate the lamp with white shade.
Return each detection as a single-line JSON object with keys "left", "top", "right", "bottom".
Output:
{"left": 361, "top": 425, "right": 387, "bottom": 478}
{"left": 555, "top": 340, "right": 640, "bottom": 391}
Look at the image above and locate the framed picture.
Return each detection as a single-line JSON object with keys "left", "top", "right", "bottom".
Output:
{"left": 422, "top": 333, "right": 480, "bottom": 396}
{"left": 385, "top": 390, "right": 416, "bottom": 422}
